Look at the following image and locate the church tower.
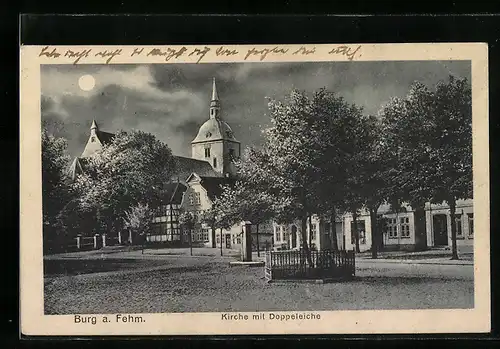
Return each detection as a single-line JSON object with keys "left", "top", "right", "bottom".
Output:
{"left": 191, "top": 78, "right": 241, "bottom": 177}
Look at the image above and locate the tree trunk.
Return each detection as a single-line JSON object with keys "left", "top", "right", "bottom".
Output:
{"left": 352, "top": 211, "right": 360, "bottom": 253}
{"left": 189, "top": 228, "right": 193, "bottom": 256}
{"left": 211, "top": 225, "right": 216, "bottom": 248}
{"left": 256, "top": 224, "right": 260, "bottom": 257}
{"left": 449, "top": 198, "right": 459, "bottom": 260}
{"left": 300, "top": 216, "right": 313, "bottom": 266}
{"left": 330, "top": 208, "right": 339, "bottom": 251}
{"left": 413, "top": 204, "right": 427, "bottom": 251}
{"left": 220, "top": 228, "right": 223, "bottom": 256}
{"left": 369, "top": 207, "right": 379, "bottom": 259}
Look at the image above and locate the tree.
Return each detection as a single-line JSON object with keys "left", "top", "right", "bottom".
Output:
{"left": 41, "top": 125, "right": 72, "bottom": 251}
{"left": 308, "top": 89, "right": 367, "bottom": 252}
{"left": 429, "top": 76, "right": 472, "bottom": 259}
{"left": 355, "top": 115, "right": 397, "bottom": 258}
{"left": 179, "top": 210, "right": 195, "bottom": 256}
{"left": 215, "top": 179, "right": 275, "bottom": 257}
{"left": 379, "top": 75, "right": 472, "bottom": 259}
{"left": 236, "top": 88, "right": 370, "bottom": 263}
{"left": 72, "top": 130, "right": 175, "bottom": 237}
{"left": 123, "top": 202, "right": 153, "bottom": 254}
{"left": 260, "top": 90, "right": 324, "bottom": 265}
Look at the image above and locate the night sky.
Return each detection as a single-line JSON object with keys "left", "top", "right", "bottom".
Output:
{"left": 41, "top": 61, "right": 471, "bottom": 158}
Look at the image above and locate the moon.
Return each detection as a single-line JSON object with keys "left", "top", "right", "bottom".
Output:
{"left": 78, "top": 74, "right": 96, "bottom": 91}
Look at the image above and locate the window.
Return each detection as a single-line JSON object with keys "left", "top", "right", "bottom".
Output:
{"left": 310, "top": 223, "right": 317, "bottom": 241}
{"left": 468, "top": 214, "right": 474, "bottom": 238}
{"left": 213, "top": 158, "right": 217, "bottom": 168}
{"left": 400, "top": 217, "right": 410, "bottom": 238}
{"left": 204, "top": 147, "right": 211, "bottom": 158}
{"left": 202, "top": 229, "right": 209, "bottom": 242}
{"left": 455, "top": 214, "right": 463, "bottom": 238}
{"left": 91, "top": 136, "right": 96, "bottom": 142}
{"left": 387, "top": 218, "right": 398, "bottom": 238}
{"left": 237, "top": 236, "right": 242, "bottom": 244}
{"left": 189, "top": 192, "right": 201, "bottom": 206}
{"left": 275, "top": 230, "right": 281, "bottom": 242}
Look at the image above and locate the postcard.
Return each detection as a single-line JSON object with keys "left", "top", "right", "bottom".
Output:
{"left": 20, "top": 43, "right": 490, "bottom": 336}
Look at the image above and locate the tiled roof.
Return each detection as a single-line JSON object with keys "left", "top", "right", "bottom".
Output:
{"left": 172, "top": 156, "right": 221, "bottom": 182}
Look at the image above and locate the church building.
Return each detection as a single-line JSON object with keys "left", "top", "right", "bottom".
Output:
{"left": 70, "top": 78, "right": 271, "bottom": 249}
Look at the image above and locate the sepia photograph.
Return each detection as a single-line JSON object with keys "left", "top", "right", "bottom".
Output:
{"left": 20, "top": 43, "right": 490, "bottom": 335}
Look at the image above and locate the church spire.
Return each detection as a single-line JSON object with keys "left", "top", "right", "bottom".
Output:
{"left": 209, "top": 77, "right": 221, "bottom": 119}
{"left": 211, "top": 77, "right": 219, "bottom": 102}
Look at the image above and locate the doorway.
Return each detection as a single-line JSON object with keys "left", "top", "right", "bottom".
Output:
{"left": 225, "top": 234, "right": 231, "bottom": 249}
{"left": 291, "top": 225, "right": 297, "bottom": 249}
{"left": 433, "top": 214, "right": 448, "bottom": 246}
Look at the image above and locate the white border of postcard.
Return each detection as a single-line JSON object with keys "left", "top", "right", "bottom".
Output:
{"left": 20, "top": 43, "right": 490, "bottom": 336}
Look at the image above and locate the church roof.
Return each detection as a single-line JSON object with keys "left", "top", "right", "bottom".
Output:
{"left": 172, "top": 156, "right": 221, "bottom": 181}
{"left": 90, "top": 120, "right": 115, "bottom": 145}
{"left": 95, "top": 130, "right": 115, "bottom": 145}
{"left": 191, "top": 118, "right": 238, "bottom": 144}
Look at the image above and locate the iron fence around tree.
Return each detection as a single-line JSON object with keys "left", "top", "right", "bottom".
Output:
{"left": 265, "top": 249, "right": 355, "bottom": 281}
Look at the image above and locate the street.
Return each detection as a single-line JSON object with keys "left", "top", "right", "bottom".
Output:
{"left": 44, "top": 250, "right": 474, "bottom": 315}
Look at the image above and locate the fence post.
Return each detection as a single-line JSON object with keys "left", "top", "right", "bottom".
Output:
{"left": 102, "top": 233, "right": 106, "bottom": 247}
{"left": 76, "top": 235, "right": 81, "bottom": 250}
{"left": 118, "top": 231, "right": 122, "bottom": 244}
{"left": 93, "top": 234, "right": 98, "bottom": 249}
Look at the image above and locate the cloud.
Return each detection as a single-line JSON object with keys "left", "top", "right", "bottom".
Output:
{"left": 41, "top": 61, "right": 471, "bottom": 158}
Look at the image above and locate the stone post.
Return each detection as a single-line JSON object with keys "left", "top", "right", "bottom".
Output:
{"left": 93, "top": 234, "right": 98, "bottom": 249}
{"left": 118, "top": 231, "right": 122, "bottom": 244}
{"left": 241, "top": 221, "right": 252, "bottom": 262}
{"left": 128, "top": 229, "right": 133, "bottom": 244}
{"left": 102, "top": 234, "right": 107, "bottom": 248}
{"left": 76, "top": 235, "right": 81, "bottom": 250}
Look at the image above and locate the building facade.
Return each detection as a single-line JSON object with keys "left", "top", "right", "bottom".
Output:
{"left": 273, "top": 199, "right": 473, "bottom": 253}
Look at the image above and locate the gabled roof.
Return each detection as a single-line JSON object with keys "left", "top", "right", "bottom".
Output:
{"left": 173, "top": 156, "right": 221, "bottom": 181}
{"left": 95, "top": 130, "right": 115, "bottom": 145}
{"left": 197, "top": 176, "right": 235, "bottom": 202}
{"left": 68, "top": 157, "right": 91, "bottom": 180}
{"left": 158, "top": 182, "right": 188, "bottom": 205}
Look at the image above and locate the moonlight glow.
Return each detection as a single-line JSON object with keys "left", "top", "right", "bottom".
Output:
{"left": 78, "top": 74, "right": 96, "bottom": 91}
